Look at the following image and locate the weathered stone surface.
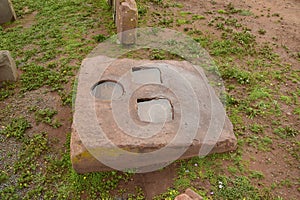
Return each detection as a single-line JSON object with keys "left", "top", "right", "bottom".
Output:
{"left": 116, "top": 0, "right": 138, "bottom": 45}
{"left": 0, "top": 0, "right": 16, "bottom": 24}
{"left": 175, "top": 194, "right": 193, "bottom": 200}
{"left": 71, "top": 127, "right": 114, "bottom": 172}
{"left": 185, "top": 188, "right": 203, "bottom": 200}
{"left": 71, "top": 56, "right": 237, "bottom": 173}
{"left": 0, "top": 50, "right": 18, "bottom": 81}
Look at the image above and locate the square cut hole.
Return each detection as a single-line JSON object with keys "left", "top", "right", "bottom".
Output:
{"left": 132, "top": 67, "right": 162, "bottom": 84}
{"left": 137, "top": 98, "right": 173, "bottom": 123}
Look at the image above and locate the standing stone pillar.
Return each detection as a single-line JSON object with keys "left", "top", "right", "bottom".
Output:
{"left": 116, "top": 0, "right": 138, "bottom": 45}
{"left": 0, "top": 50, "right": 18, "bottom": 81}
{"left": 0, "top": 0, "right": 17, "bottom": 24}
{"left": 107, "top": 0, "right": 114, "bottom": 7}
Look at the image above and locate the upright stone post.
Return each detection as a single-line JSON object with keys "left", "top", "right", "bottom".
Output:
{"left": 0, "top": 0, "right": 17, "bottom": 24}
{"left": 107, "top": 0, "right": 114, "bottom": 7}
{"left": 116, "top": 0, "right": 138, "bottom": 45}
{"left": 0, "top": 50, "right": 18, "bottom": 82}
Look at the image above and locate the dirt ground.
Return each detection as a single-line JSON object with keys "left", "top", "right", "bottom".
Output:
{"left": 0, "top": 0, "right": 299, "bottom": 199}
{"left": 124, "top": 0, "right": 300, "bottom": 199}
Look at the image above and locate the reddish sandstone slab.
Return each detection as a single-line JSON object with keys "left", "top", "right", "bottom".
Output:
{"left": 71, "top": 56, "right": 237, "bottom": 173}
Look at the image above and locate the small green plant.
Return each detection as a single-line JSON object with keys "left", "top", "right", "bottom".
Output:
{"left": 294, "top": 107, "right": 300, "bottom": 119}
{"left": 137, "top": 2, "right": 147, "bottom": 16}
{"left": 250, "top": 124, "right": 264, "bottom": 133}
{"left": 179, "top": 11, "right": 192, "bottom": 17}
{"left": 192, "top": 15, "right": 205, "bottom": 20}
{"left": 176, "top": 19, "right": 190, "bottom": 25}
{"left": 0, "top": 117, "right": 31, "bottom": 140}
{"left": 250, "top": 170, "right": 265, "bottom": 179}
{"left": 153, "top": 188, "right": 180, "bottom": 200}
{"left": 0, "top": 171, "right": 9, "bottom": 184}
{"left": 239, "top": 10, "right": 253, "bottom": 16}
{"left": 274, "top": 126, "right": 299, "bottom": 138}
{"left": 92, "top": 34, "right": 107, "bottom": 42}
{"left": 150, "top": 0, "right": 163, "bottom": 5}
{"left": 280, "top": 95, "right": 292, "bottom": 105}
{"left": 249, "top": 87, "right": 271, "bottom": 101}
{"left": 258, "top": 29, "right": 266, "bottom": 35}
{"left": 0, "top": 82, "right": 15, "bottom": 101}
{"left": 150, "top": 49, "right": 166, "bottom": 60}
{"left": 174, "top": 177, "right": 191, "bottom": 190}
{"left": 213, "top": 176, "right": 265, "bottom": 199}
{"left": 35, "top": 108, "right": 61, "bottom": 128}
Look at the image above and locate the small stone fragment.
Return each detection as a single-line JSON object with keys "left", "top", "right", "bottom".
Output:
{"left": 185, "top": 188, "right": 204, "bottom": 200}
{"left": 175, "top": 194, "right": 193, "bottom": 200}
{"left": 0, "top": 50, "right": 18, "bottom": 82}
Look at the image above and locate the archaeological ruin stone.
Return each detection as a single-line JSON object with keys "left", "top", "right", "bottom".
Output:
{"left": 0, "top": 0, "right": 16, "bottom": 24}
{"left": 115, "top": 0, "right": 138, "bottom": 45}
{"left": 71, "top": 55, "right": 237, "bottom": 173}
{"left": 0, "top": 50, "right": 18, "bottom": 82}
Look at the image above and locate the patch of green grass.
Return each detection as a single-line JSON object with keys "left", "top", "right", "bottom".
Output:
{"left": 179, "top": 11, "right": 192, "bottom": 17}
{"left": 239, "top": 10, "right": 253, "bottom": 16}
{"left": 227, "top": 166, "right": 238, "bottom": 174}
{"left": 150, "top": 49, "right": 166, "bottom": 60}
{"left": 176, "top": 19, "right": 190, "bottom": 26}
{"left": 154, "top": 188, "right": 180, "bottom": 200}
{"left": 294, "top": 107, "right": 300, "bottom": 119}
{"left": 250, "top": 123, "right": 264, "bottom": 134}
{"left": 220, "top": 65, "right": 251, "bottom": 84}
{"left": 192, "top": 15, "right": 205, "bottom": 20}
{"left": 0, "top": 171, "right": 9, "bottom": 184}
{"left": 174, "top": 177, "right": 191, "bottom": 190}
{"left": 249, "top": 170, "right": 264, "bottom": 180}
{"left": 213, "top": 176, "right": 268, "bottom": 199}
{"left": 127, "top": 187, "right": 145, "bottom": 200}
{"left": 158, "top": 17, "right": 174, "bottom": 27}
{"left": 274, "top": 126, "right": 299, "bottom": 138}
{"left": 137, "top": 1, "right": 147, "bottom": 17}
{"left": 0, "top": 117, "right": 31, "bottom": 140}
{"left": 280, "top": 95, "right": 293, "bottom": 105}
{"left": 70, "top": 170, "right": 130, "bottom": 199}
{"left": 248, "top": 87, "right": 271, "bottom": 101}
{"left": 246, "top": 135, "right": 273, "bottom": 151}
{"left": 20, "top": 64, "right": 68, "bottom": 92}
{"left": 150, "top": 0, "right": 163, "bottom": 5}
{"left": 0, "top": 82, "right": 15, "bottom": 101}
{"left": 92, "top": 34, "right": 108, "bottom": 43}
{"left": 34, "top": 108, "right": 61, "bottom": 128}
{"left": 210, "top": 39, "right": 244, "bottom": 56}
{"left": 169, "top": 2, "right": 184, "bottom": 8}
{"left": 258, "top": 28, "right": 267, "bottom": 35}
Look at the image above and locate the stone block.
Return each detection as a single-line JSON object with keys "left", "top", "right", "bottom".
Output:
{"left": 0, "top": 0, "right": 17, "bottom": 24}
{"left": 175, "top": 194, "right": 193, "bottom": 200}
{"left": 185, "top": 188, "right": 203, "bottom": 200}
{"left": 116, "top": 0, "right": 138, "bottom": 45}
{"left": 71, "top": 56, "right": 237, "bottom": 173}
{"left": 0, "top": 50, "right": 18, "bottom": 82}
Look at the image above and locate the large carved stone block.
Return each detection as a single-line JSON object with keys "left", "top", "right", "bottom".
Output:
{"left": 71, "top": 56, "right": 237, "bottom": 173}
{"left": 0, "top": 0, "right": 17, "bottom": 24}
